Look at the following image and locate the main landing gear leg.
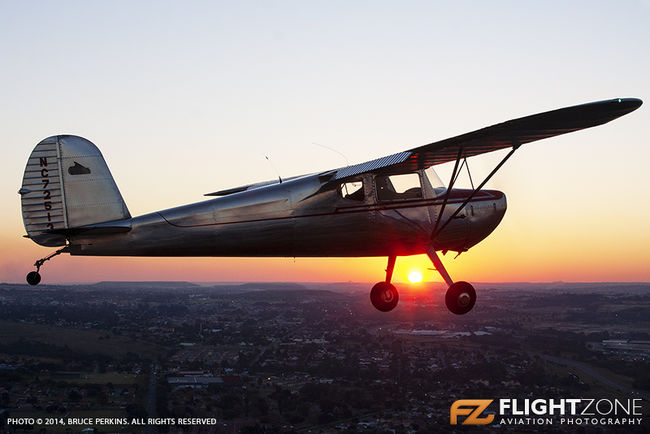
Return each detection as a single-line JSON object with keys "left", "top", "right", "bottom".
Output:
{"left": 26, "top": 247, "right": 68, "bottom": 286}
{"left": 370, "top": 255, "right": 399, "bottom": 312}
{"left": 426, "top": 246, "right": 476, "bottom": 315}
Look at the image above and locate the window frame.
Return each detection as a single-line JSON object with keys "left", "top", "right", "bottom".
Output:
{"left": 374, "top": 172, "right": 424, "bottom": 202}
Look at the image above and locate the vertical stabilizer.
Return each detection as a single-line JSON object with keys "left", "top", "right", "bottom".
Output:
{"left": 19, "top": 135, "right": 130, "bottom": 246}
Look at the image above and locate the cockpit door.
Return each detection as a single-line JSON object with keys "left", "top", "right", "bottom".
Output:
{"left": 372, "top": 170, "right": 433, "bottom": 252}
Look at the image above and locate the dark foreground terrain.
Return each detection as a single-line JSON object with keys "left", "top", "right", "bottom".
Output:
{"left": 0, "top": 281, "right": 648, "bottom": 433}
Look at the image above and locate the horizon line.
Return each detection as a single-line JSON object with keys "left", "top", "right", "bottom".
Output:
{"left": 2, "top": 280, "right": 650, "bottom": 286}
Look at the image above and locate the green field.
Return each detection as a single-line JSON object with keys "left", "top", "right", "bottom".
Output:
{"left": 51, "top": 372, "right": 139, "bottom": 385}
{"left": 0, "top": 320, "right": 164, "bottom": 359}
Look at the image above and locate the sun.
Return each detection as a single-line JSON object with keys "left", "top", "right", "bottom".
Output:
{"left": 407, "top": 270, "right": 423, "bottom": 284}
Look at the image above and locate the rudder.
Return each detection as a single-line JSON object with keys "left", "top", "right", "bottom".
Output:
{"left": 19, "top": 135, "right": 131, "bottom": 246}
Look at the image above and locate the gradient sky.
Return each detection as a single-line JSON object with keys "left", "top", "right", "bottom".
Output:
{"left": 1, "top": 1, "right": 649, "bottom": 284}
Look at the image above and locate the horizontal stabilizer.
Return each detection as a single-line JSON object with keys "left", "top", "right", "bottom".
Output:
{"left": 46, "top": 220, "right": 132, "bottom": 236}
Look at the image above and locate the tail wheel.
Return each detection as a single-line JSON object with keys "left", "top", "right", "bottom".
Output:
{"left": 370, "top": 282, "right": 399, "bottom": 312}
{"left": 26, "top": 271, "right": 41, "bottom": 286}
{"left": 445, "top": 281, "right": 476, "bottom": 315}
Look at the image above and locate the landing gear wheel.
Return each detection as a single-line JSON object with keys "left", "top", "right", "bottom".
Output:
{"left": 26, "top": 247, "right": 68, "bottom": 287}
{"left": 370, "top": 282, "right": 399, "bottom": 312}
{"left": 445, "top": 281, "right": 476, "bottom": 315}
{"left": 26, "top": 271, "right": 41, "bottom": 286}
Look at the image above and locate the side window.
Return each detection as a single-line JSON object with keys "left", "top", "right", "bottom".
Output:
{"left": 376, "top": 173, "right": 422, "bottom": 201}
{"left": 339, "top": 180, "right": 364, "bottom": 201}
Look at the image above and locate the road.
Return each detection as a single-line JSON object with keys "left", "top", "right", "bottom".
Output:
{"left": 539, "top": 354, "right": 649, "bottom": 401}
{"left": 144, "top": 363, "right": 158, "bottom": 434}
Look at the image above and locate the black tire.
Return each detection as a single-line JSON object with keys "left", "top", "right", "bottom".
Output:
{"left": 26, "top": 271, "right": 41, "bottom": 286}
{"left": 445, "top": 281, "right": 476, "bottom": 315}
{"left": 370, "top": 281, "right": 399, "bottom": 312}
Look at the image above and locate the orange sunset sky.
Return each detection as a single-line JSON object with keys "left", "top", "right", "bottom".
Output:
{"left": 1, "top": 2, "right": 649, "bottom": 284}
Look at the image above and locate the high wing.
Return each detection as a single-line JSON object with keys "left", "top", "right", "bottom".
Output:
{"left": 332, "top": 98, "right": 642, "bottom": 180}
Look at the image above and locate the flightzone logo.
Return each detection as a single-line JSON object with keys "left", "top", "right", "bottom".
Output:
{"left": 450, "top": 400, "right": 495, "bottom": 425}
{"left": 450, "top": 398, "right": 643, "bottom": 426}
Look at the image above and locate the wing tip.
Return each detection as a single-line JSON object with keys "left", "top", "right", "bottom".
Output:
{"left": 562, "top": 97, "right": 643, "bottom": 126}
{"left": 617, "top": 97, "right": 642, "bottom": 110}
{"left": 602, "top": 97, "right": 643, "bottom": 122}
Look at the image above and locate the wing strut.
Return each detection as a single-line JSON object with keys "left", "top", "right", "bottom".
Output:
{"left": 431, "top": 147, "right": 464, "bottom": 236}
{"left": 461, "top": 157, "right": 474, "bottom": 189}
{"left": 432, "top": 145, "right": 519, "bottom": 241}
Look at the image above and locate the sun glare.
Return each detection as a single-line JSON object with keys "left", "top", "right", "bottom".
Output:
{"left": 407, "top": 270, "right": 423, "bottom": 284}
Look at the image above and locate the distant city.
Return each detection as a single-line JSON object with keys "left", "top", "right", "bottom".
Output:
{"left": 0, "top": 281, "right": 648, "bottom": 432}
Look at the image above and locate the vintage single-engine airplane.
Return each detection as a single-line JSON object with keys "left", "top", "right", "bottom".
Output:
{"left": 19, "top": 98, "right": 642, "bottom": 314}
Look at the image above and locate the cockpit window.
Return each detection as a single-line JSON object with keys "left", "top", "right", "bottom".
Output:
{"left": 376, "top": 173, "right": 422, "bottom": 201}
{"left": 424, "top": 167, "right": 447, "bottom": 197}
{"left": 339, "top": 180, "right": 364, "bottom": 201}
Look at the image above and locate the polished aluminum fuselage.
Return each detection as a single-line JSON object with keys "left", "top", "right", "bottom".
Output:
{"left": 68, "top": 170, "right": 506, "bottom": 258}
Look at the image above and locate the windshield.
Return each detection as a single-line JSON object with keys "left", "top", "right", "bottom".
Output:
{"left": 424, "top": 167, "right": 446, "bottom": 197}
